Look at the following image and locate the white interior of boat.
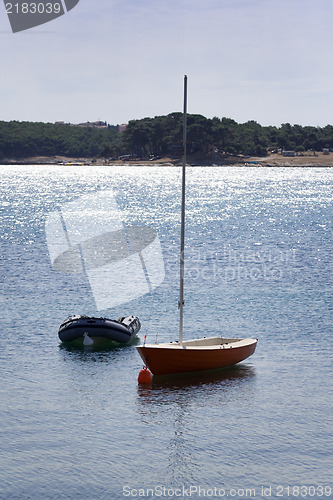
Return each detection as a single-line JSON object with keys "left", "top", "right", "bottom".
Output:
{"left": 143, "top": 337, "right": 257, "bottom": 349}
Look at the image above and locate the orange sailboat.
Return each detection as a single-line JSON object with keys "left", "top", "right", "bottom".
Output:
{"left": 136, "top": 76, "right": 257, "bottom": 376}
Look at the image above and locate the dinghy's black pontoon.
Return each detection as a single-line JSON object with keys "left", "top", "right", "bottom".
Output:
{"left": 58, "top": 315, "right": 141, "bottom": 346}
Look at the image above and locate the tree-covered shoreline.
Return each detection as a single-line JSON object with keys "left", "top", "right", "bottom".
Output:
{"left": 1, "top": 115, "right": 333, "bottom": 161}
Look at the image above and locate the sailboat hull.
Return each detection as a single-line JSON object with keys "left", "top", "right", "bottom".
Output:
{"left": 136, "top": 337, "right": 257, "bottom": 376}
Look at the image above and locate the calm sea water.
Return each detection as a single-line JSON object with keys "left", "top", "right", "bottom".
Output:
{"left": 0, "top": 165, "right": 332, "bottom": 500}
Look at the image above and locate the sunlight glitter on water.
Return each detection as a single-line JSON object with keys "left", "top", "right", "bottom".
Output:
{"left": 0, "top": 165, "right": 332, "bottom": 499}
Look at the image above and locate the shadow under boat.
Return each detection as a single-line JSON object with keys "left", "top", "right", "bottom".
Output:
{"left": 59, "top": 334, "right": 140, "bottom": 353}
{"left": 143, "top": 363, "right": 256, "bottom": 390}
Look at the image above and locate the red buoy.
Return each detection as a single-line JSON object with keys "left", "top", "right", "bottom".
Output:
{"left": 138, "top": 366, "right": 152, "bottom": 385}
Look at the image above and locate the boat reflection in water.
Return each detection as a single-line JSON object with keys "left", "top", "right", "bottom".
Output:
{"left": 137, "top": 363, "right": 256, "bottom": 394}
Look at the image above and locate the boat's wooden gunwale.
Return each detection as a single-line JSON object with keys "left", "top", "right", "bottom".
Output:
{"left": 141, "top": 337, "right": 257, "bottom": 350}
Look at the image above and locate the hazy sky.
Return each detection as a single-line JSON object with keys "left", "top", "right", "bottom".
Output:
{"left": 1, "top": 0, "right": 333, "bottom": 127}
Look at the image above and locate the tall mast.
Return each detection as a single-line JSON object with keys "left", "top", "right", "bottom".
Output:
{"left": 179, "top": 75, "right": 187, "bottom": 345}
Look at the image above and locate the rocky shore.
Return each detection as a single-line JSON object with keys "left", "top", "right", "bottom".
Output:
{"left": 1, "top": 151, "right": 333, "bottom": 167}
